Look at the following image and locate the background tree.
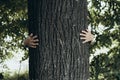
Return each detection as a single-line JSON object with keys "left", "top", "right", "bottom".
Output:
{"left": 28, "top": 0, "right": 89, "bottom": 80}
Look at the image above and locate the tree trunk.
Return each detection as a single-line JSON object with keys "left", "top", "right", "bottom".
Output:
{"left": 28, "top": 0, "right": 89, "bottom": 80}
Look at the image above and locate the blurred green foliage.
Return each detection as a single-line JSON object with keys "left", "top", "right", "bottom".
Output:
{"left": 89, "top": 0, "right": 120, "bottom": 80}
{"left": 0, "top": 0, "right": 28, "bottom": 79}
{"left": 0, "top": 0, "right": 28, "bottom": 63}
{"left": 0, "top": 0, "right": 120, "bottom": 80}
{"left": 3, "top": 71, "right": 28, "bottom": 80}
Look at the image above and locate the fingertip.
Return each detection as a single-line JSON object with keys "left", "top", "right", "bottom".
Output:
{"left": 35, "top": 39, "right": 39, "bottom": 42}
{"left": 80, "top": 37, "right": 82, "bottom": 39}
{"left": 33, "top": 35, "right": 38, "bottom": 39}
{"left": 35, "top": 35, "right": 37, "bottom": 37}
{"left": 31, "top": 46, "right": 36, "bottom": 48}
{"left": 36, "top": 43, "right": 39, "bottom": 45}
{"left": 30, "top": 33, "right": 33, "bottom": 37}
{"left": 82, "top": 41, "right": 86, "bottom": 44}
{"left": 82, "top": 42, "right": 85, "bottom": 44}
{"left": 86, "top": 29, "right": 89, "bottom": 31}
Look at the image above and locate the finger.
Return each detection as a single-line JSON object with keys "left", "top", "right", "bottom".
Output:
{"left": 33, "top": 39, "right": 39, "bottom": 42}
{"left": 30, "top": 45, "right": 37, "bottom": 48}
{"left": 82, "top": 40, "right": 88, "bottom": 44}
{"left": 82, "top": 30, "right": 87, "bottom": 34}
{"left": 80, "top": 37, "right": 86, "bottom": 40}
{"left": 80, "top": 33, "right": 86, "bottom": 36}
{"left": 33, "top": 35, "right": 38, "bottom": 39}
{"left": 86, "top": 29, "right": 91, "bottom": 33}
{"left": 31, "top": 43, "right": 39, "bottom": 46}
{"left": 86, "top": 29, "right": 89, "bottom": 32}
{"left": 30, "top": 39, "right": 39, "bottom": 42}
{"left": 29, "top": 33, "right": 33, "bottom": 37}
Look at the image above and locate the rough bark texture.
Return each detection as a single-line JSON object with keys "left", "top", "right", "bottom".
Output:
{"left": 28, "top": 0, "right": 89, "bottom": 80}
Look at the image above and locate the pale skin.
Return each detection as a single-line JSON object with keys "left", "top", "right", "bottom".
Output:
{"left": 24, "top": 29, "right": 94, "bottom": 48}
{"left": 80, "top": 29, "right": 94, "bottom": 44}
{"left": 24, "top": 33, "right": 39, "bottom": 48}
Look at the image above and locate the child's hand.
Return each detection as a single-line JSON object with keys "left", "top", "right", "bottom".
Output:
{"left": 80, "top": 29, "right": 94, "bottom": 44}
{"left": 24, "top": 33, "right": 39, "bottom": 48}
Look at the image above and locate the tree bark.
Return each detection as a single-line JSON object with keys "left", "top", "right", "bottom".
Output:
{"left": 28, "top": 0, "right": 89, "bottom": 80}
